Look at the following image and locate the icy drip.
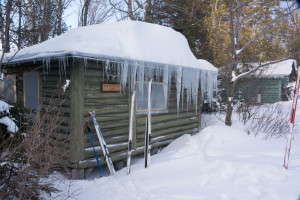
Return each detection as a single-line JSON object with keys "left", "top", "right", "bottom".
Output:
{"left": 137, "top": 63, "right": 145, "bottom": 95}
{"left": 42, "top": 58, "right": 51, "bottom": 80}
{"left": 163, "top": 66, "right": 169, "bottom": 109}
{"left": 105, "top": 60, "right": 110, "bottom": 82}
{"left": 120, "top": 62, "right": 129, "bottom": 92}
{"left": 191, "top": 70, "right": 200, "bottom": 114}
{"left": 84, "top": 58, "right": 88, "bottom": 70}
{"left": 182, "top": 68, "right": 192, "bottom": 111}
{"left": 145, "top": 66, "right": 154, "bottom": 82}
{"left": 200, "top": 71, "right": 207, "bottom": 100}
{"left": 176, "top": 67, "right": 182, "bottom": 113}
{"left": 130, "top": 62, "right": 137, "bottom": 92}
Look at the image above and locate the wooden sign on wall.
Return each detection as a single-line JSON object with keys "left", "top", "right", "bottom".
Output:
{"left": 102, "top": 84, "right": 121, "bottom": 92}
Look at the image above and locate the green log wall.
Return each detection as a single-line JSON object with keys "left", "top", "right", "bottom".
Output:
{"left": 39, "top": 58, "right": 201, "bottom": 169}
{"left": 79, "top": 59, "right": 201, "bottom": 169}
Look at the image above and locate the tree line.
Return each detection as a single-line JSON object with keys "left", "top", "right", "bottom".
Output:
{"left": 1, "top": 0, "right": 299, "bottom": 125}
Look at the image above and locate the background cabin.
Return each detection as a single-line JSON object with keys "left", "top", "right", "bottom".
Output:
{"left": 220, "top": 59, "right": 297, "bottom": 104}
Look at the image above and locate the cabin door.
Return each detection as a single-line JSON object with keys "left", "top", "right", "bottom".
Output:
{"left": 23, "top": 72, "right": 40, "bottom": 111}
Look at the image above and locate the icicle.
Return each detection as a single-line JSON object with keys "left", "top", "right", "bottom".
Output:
{"left": 84, "top": 57, "right": 88, "bottom": 71}
{"left": 163, "top": 65, "right": 169, "bottom": 109}
{"left": 137, "top": 62, "right": 145, "bottom": 95}
{"left": 200, "top": 71, "right": 207, "bottom": 100}
{"left": 63, "top": 57, "right": 67, "bottom": 77}
{"left": 130, "top": 62, "right": 137, "bottom": 92}
{"left": 58, "top": 58, "right": 62, "bottom": 81}
{"left": 42, "top": 59, "right": 45, "bottom": 80}
{"left": 117, "top": 62, "right": 121, "bottom": 82}
{"left": 105, "top": 60, "right": 110, "bottom": 82}
{"left": 176, "top": 67, "right": 182, "bottom": 113}
{"left": 46, "top": 58, "right": 50, "bottom": 75}
{"left": 120, "top": 62, "right": 128, "bottom": 92}
{"left": 182, "top": 68, "right": 193, "bottom": 111}
{"left": 191, "top": 69, "right": 200, "bottom": 114}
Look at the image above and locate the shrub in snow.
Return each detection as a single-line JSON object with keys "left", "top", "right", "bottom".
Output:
{"left": 245, "top": 103, "right": 292, "bottom": 138}
{"left": 0, "top": 97, "right": 70, "bottom": 199}
{"left": 0, "top": 100, "right": 18, "bottom": 133}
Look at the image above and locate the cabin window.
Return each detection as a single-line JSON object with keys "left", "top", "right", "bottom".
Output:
{"left": 0, "top": 75, "right": 16, "bottom": 103}
{"left": 23, "top": 72, "right": 39, "bottom": 110}
{"left": 136, "top": 82, "right": 167, "bottom": 113}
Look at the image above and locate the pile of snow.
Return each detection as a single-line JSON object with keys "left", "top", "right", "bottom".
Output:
{"left": 0, "top": 100, "right": 18, "bottom": 133}
{"left": 46, "top": 103, "right": 300, "bottom": 200}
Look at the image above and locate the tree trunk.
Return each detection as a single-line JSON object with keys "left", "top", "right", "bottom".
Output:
{"left": 57, "top": 0, "right": 63, "bottom": 35}
{"left": 145, "top": 0, "right": 152, "bottom": 22}
{"left": 41, "top": 0, "right": 51, "bottom": 42}
{"left": 4, "top": 0, "right": 13, "bottom": 53}
{"left": 18, "top": 0, "right": 22, "bottom": 49}
{"left": 0, "top": 3, "right": 5, "bottom": 49}
{"left": 225, "top": 81, "right": 234, "bottom": 126}
{"left": 82, "top": 0, "right": 91, "bottom": 26}
{"left": 128, "top": 0, "right": 134, "bottom": 20}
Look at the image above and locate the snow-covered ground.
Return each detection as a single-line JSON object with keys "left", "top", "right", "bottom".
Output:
{"left": 47, "top": 101, "right": 300, "bottom": 200}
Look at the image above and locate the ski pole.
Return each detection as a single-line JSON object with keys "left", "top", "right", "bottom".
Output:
{"left": 87, "top": 124, "right": 104, "bottom": 177}
{"left": 283, "top": 65, "right": 300, "bottom": 169}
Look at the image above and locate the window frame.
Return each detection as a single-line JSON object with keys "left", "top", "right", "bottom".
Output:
{"left": 135, "top": 81, "right": 168, "bottom": 113}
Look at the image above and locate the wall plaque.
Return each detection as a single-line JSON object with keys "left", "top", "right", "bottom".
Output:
{"left": 102, "top": 84, "right": 121, "bottom": 92}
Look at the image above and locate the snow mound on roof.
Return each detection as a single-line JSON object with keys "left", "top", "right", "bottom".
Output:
{"left": 238, "top": 59, "right": 297, "bottom": 78}
{"left": 198, "top": 59, "right": 216, "bottom": 72}
{"left": 7, "top": 21, "right": 217, "bottom": 71}
{"left": 258, "top": 59, "right": 297, "bottom": 77}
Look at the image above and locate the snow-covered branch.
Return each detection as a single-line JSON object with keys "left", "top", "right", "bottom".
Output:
{"left": 0, "top": 100, "right": 18, "bottom": 133}
{"left": 233, "top": 52, "right": 300, "bottom": 83}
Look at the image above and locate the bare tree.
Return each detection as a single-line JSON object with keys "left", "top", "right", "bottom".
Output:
{"left": 0, "top": 0, "right": 14, "bottom": 53}
{"left": 223, "top": 0, "right": 300, "bottom": 126}
{"left": 108, "top": 0, "right": 146, "bottom": 20}
{"left": 161, "top": 0, "right": 299, "bottom": 126}
{"left": 79, "top": 0, "right": 114, "bottom": 26}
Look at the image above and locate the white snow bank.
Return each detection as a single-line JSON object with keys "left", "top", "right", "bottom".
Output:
{"left": 0, "top": 100, "right": 18, "bottom": 133}
{"left": 47, "top": 119, "right": 300, "bottom": 200}
{"left": 6, "top": 21, "right": 217, "bottom": 72}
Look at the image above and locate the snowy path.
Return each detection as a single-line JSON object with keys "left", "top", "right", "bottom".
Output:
{"left": 49, "top": 122, "right": 300, "bottom": 200}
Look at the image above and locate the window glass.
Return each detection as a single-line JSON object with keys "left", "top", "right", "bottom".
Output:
{"left": 0, "top": 75, "right": 16, "bottom": 103}
{"left": 136, "top": 82, "right": 167, "bottom": 112}
{"left": 24, "top": 72, "right": 39, "bottom": 110}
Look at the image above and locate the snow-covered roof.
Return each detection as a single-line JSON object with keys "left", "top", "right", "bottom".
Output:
{"left": 258, "top": 59, "right": 297, "bottom": 77}
{"left": 198, "top": 59, "right": 216, "bottom": 72}
{"left": 238, "top": 59, "right": 297, "bottom": 78}
{"left": 4, "top": 21, "right": 218, "bottom": 111}
{"left": 5, "top": 21, "right": 217, "bottom": 72}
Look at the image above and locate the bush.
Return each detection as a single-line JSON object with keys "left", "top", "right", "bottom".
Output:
{"left": 245, "top": 103, "right": 292, "bottom": 138}
{"left": 0, "top": 98, "right": 70, "bottom": 199}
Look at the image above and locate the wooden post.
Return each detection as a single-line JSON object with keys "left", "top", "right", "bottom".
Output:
{"left": 69, "top": 59, "right": 85, "bottom": 168}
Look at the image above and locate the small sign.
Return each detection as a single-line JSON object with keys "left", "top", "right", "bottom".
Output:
{"left": 102, "top": 84, "right": 121, "bottom": 92}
